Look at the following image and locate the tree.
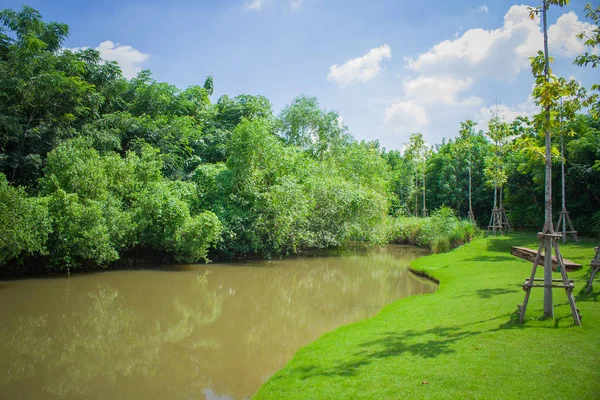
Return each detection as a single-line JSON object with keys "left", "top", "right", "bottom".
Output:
{"left": 484, "top": 109, "right": 511, "bottom": 232}
{"left": 458, "top": 120, "right": 477, "bottom": 221}
{"left": 0, "top": 6, "right": 97, "bottom": 185}
{"left": 278, "top": 95, "right": 351, "bottom": 160}
{"left": 519, "top": 0, "right": 580, "bottom": 324}
{"left": 404, "top": 133, "right": 428, "bottom": 217}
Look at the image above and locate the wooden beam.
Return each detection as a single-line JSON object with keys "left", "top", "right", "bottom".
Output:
{"left": 511, "top": 246, "right": 582, "bottom": 271}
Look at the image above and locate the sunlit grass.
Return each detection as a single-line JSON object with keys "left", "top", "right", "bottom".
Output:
{"left": 253, "top": 233, "right": 600, "bottom": 399}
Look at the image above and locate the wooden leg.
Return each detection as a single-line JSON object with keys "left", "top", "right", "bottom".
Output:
{"left": 553, "top": 240, "right": 581, "bottom": 326}
{"left": 520, "top": 240, "right": 544, "bottom": 322}
{"left": 588, "top": 267, "right": 598, "bottom": 294}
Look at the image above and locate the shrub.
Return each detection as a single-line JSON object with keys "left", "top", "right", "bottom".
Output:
{"left": 0, "top": 174, "right": 51, "bottom": 266}
{"left": 389, "top": 207, "right": 480, "bottom": 253}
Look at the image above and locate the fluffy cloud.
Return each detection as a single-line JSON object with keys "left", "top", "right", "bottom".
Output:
{"left": 402, "top": 75, "right": 482, "bottom": 106}
{"left": 384, "top": 101, "right": 429, "bottom": 135}
{"left": 548, "top": 12, "right": 598, "bottom": 57}
{"left": 289, "top": 0, "right": 305, "bottom": 11}
{"left": 405, "top": 5, "right": 541, "bottom": 80}
{"left": 245, "top": 0, "right": 305, "bottom": 11}
{"left": 246, "top": 0, "right": 264, "bottom": 10}
{"left": 95, "top": 41, "right": 149, "bottom": 79}
{"left": 405, "top": 6, "right": 595, "bottom": 82}
{"left": 478, "top": 5, "right": 489, "bottom": 15}
{"left": 328, "top": 45, "right": 391, "bottom": 85}
{"left": 68, "top": 41, "right": 149, "bottom": 79}
{"left": 475, "top": 96, "right": 538, "bottom": 129}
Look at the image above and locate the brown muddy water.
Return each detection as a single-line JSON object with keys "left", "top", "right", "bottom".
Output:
{"left": 0, "top": 245, "right": 435, "bottom": 400}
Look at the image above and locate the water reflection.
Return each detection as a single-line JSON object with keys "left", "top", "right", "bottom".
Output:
{"left": 0, "top": 245, "right": 435, "bottom": 400}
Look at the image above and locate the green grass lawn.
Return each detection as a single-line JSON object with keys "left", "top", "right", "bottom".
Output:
{"left": 253, "top": 233, "right": 600, "bottom": 399}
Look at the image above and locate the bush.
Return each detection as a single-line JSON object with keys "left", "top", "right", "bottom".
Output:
{"left": 0, "top": 174, "right": 51, "bottom": 266}
{"left": 389, "top": 206, "right": 480, "bottom": 253}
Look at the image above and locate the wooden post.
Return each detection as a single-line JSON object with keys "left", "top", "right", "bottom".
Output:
{"left": 415, "top": 171, "right": 419, "bottom": 217}
{"left": 542, "top": 0, "right": 554, "bottom": 319}
{"left": 555, "top": 132, "right": 578, "bottom": 242}
{"left": 468, "top": 159, "right": 474, "bottom": 221}
{"left": 422, "top": 157, "right": 428, "bottom": 217}
{"left": 498, "top": 186, "right": 510, "bottom": 231}
{"left": 587, "top": 245, "right": 600, "bottom": 293}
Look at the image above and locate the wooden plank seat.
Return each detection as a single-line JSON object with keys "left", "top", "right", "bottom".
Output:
{"left": 510, "top": 246, "right": 582, "bottom": 272}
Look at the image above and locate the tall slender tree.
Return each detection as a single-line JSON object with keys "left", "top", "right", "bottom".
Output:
{"left": 405, "top": 133, "right": 427, "bottom": 217}
{"left": 519, "top": 0, "right": 581, "bottom": 324}
{"left": 458, "top": 120, "right": 477, "bottom": 221}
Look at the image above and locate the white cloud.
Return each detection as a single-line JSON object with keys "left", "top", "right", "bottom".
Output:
{"left": 548, "top": 12, "right": 597, "bottom": 57}
{"left": 95, "top": 41, "right": 149, "bottom": 79}
{"left": 405, "top": 5, "right": 541, "bottom": 80}
{"left": 405, "top": 6, "right": 595, "bottom": 82}
{"left": 384, "top": 101, "right": 429, "bottom": 135}
{"left": 68, "top": 41, "right": 149, "bottom": 79}
{"left": 289, "top": 0, "right": 305, "bottom": 11}
{"left": 328, "top": 45, "right": 391, "bottom": 85}
{"left": 377, "top": 6, "right": 593, "bottom": 147}
{"left": 246, "top": 0, "right": 264, "bottom": 10}
{"left": 245, "top": 0, "right": 306, "bottom": 11}
{"left": 478, "top": 5, "right": 489, "bottom": 15}
{"left": 403, "top": 75, "right": 482, "bottom": 106}
{"left": 475, "top": 96, "right": 538, "bottom": 128}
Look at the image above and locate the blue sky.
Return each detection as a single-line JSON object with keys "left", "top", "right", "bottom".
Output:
{"left": 3, "top": 0, "right": 598, "bottom": 150}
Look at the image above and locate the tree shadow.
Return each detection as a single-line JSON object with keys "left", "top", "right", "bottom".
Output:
{"left": 466, "top": 255, "right": 515, "bottom": 262}
{"left": 485, "top": 236, "right": 523, "bottom": 253}
{"left": 294, "top": 314, "right": 519, "bottom": 380}
{"left": 560, "top": 240, "right": 599, "bottom": 249}
{"left": 573, "top": 268, "right": 598, "bottom": 302}
{"left": 453, "top": 285, "right": 519, "bottom": 299}
{"left": 474, "top": 286, "right": 518, "bottom": 299}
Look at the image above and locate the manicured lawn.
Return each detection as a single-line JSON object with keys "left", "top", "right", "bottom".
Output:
{"left": 253, "top": 233, "right": 600, "bottom": 399}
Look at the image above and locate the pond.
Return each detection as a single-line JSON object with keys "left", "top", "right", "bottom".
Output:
{"left": 0, "top": 245, "right": 435, "bottom": 400}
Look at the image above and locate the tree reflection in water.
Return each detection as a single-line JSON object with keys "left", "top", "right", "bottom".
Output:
{"left": 0, "top": 245, "right": 434, "bottom": 400}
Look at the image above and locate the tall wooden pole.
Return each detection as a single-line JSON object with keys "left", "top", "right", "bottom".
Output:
{"left": 542, "top": 0, "right": 554, "bottom": 318}
{"left": 422, "top": 162, "right": 427, "bottom": 215}
{"left": 468, "top": 159, "right": 473, "bottom": 218}
{"left": 415, "top": 173, "right": 419, "bottom": 217}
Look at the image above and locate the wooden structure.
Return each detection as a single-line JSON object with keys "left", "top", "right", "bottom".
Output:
{"left": 518, "top": 232, "right": 581, "bottom": 325}
{"left": 498, "top": 205, "right": 510, "bottom": 231}
{"left": 555, "top": 208, "right": 577, "bottom": 243}
{"left": 467, "top": 210, "right": 475, "bottom": 223}
{"left": 586, "top": 244, "right": 600, "bottom": 293}
{"left": 555, "top": 103, "right": 577, "bottom": 243}
{"left": 511, "top": 246, "right": 582, "bottom": 272}
{"left": 487, "top": 206, "right": 509, "bottom": 235}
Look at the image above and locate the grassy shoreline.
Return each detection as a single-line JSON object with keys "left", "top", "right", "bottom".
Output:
{"left": 253, "top": 233, "right": 600, "bottom": 399}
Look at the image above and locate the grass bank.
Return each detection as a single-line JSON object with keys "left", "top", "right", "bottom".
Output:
{"left": 253, "top": 233, "right": 600, "bottom": 399}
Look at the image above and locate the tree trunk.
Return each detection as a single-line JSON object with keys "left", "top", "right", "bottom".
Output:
{"left": 542, "top": 0, "right": 554, "bottom": 318}
{"left": 422, "top": 164, "right": 426, "bottom": 213}
{"left": 468, "top": 161, "right": 472, "bottom": 214}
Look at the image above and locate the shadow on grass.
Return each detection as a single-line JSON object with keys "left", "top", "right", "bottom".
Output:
{"left": 572, "top": 267, "right": 599, "bottom": 302}
{"left": 475, "top": 287, "right": 517, "bottom": 299}
{"left": 485, "top": 233, "right": 539, "bottom": 254}
{"left": 560, "top": 239, "right": 599, "bottom": 249}
{"left": 466, "top": 255, "right": 515, "bottom": 262}
{"left": 291, "top": 313, "right": 521, "bottom": 380}
{"left": 485, "top": 237, "right": 519, "bottom": 254}
{"left": 452, "top": 284, "right": 520, "bottom": 299}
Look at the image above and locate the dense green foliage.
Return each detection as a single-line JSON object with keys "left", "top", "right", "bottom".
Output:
{"left": 390, "top": 207, "right": 477, "bottom": 253}
{"left": 254, "top": 235, "right": 600, "bottom": 399}
{"left": 0, "top": 6, "right": 598, "bottom": 274}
